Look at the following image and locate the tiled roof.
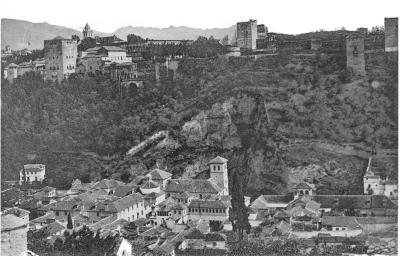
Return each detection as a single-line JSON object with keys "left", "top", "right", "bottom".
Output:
{"left": 208, "top": 156, "right": 228, "bottom": 164}
{"left": 139, "top": 226, "right": 170, "bottom": 237}
{"left": 141, "top": 180, "right": 160, "bottom": 189}
{"left": 274, "top": 210, "right": 291, "bottom": 218}
{"left": 52, "top": 201, "right": 82, "bottom": 211}
{"left": 42, "top": 186, "right": 56, "bottom": 192}
{"left": 168, "top": 214, "right": 182, "bottom": 221}
{"left": 305, "top": 200, "right": 320, "bottom": 213}
{"left": 101, "top": 46, "right": 125, "bottom": 52}
{"left": 188, "top": 200, "right": 229, "bottom": 209}
{"left": 6, "top": 63, "right": 18, "bottom": 68}
{"left": 293, "top": 183, "right": 312, "bottom": 189}
{"left": 205, "top": 232, "right": 226, "bottom": 241}
{"left": 321, "top": 216, "right": 360, "bottom": 230}
{"left": 277, "top": 220, "right": 291, "bottom": 234}
{"left": 91, "top": 179, "right": 125, "bottom": 190}
{"left": 113, "top": 185, "right": 135, "bottom": 197}
{"left": 45, "top": 222, "right": 66, "bottom": 235}
{"left": 127, "top": 176, "right": 147, "bottom": 186}
{"left": 251, "top": 195, "right": 293, "bottom": 209}
{"left": 159, "top": 202, "right": 187, "bottom": 212}
{"left": 185, "top": 228, "right": 205, "bottom": 239}
{"left": 133, "top": 218, "right": 151, "bottom": 227}
{"left": 89, "top": 215, "right": 118, "bottom": 231}
{"left": 109, "top": 193, "right": 144, "bottom": 213}
{"left": 355, "top": 217, "right": 397, "bottom": 224}
{"left": 148, "top": 169, "right": 172, "bottom": 180}
{"left": 385, "top": 180, "right": 398, "bottom": 185}
{"left": 31, "top": 212, "right": 55, "bottom": 223}
{"left": 102, "top": 218, "right": 129, "bottom": 231}
{"left": 165, "top": 179, "right": 223, "bottom": 193}
{"left": 314, "top": 195, "right": 397, "bottom": 210}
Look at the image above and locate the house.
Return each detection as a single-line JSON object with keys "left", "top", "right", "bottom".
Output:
{"left": 313, "top": 195, "right": 397, "bottom": 216}
{"left": 355, "top": 217, "right": 397, "bottom": 232}
{"left": 188, "top": 199, "right": 230, "bottom": 222}
{"left": 114, "top": 238, "right": 133, "bottom": 256}
{"left": 30, "top": 212, "right": 56, "bottom": 230}
{"left": 293, "top": 183, "right": 314, "bottom": 199}
{"left": 19, "top": 164, "right": 46, "bottom": 185}
{"left": 108, "top": 193, "right": 151, "bottom": 221}
{"left": 91, "top": 179, "right": 125, "bottom": 193}
{"left": 250, "top": 194, "right": 294, "bottom": 210}
{"left": 151, "top": 197, "right": 188, "bottom": 227}
{"left": 146, "top": 169, "right": 173, "bottom": 188}
{"left": 1, "top": 207, "right": 30, "bottom": 256}
{"left": 321, "top": 216, "right": 361, "bottom": 232}
{"left": 363, "top": 157, "right": 398, "bottom": 198}
{"left": 165, "top": 179, "right": 223, "bottom": 199}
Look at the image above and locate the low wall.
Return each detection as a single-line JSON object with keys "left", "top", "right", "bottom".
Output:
{"left": 290, "top": 229, "right": 362, "bottom": 238}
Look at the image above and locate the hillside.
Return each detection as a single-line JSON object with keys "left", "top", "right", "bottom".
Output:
{"left": 1, "top": 51, "right": 398, "bottom": 197}
{"left": 1, "top": 19, "right": 107, "bottom": 50}
{"left": 1, "top": 18, "right": 235, "bottom": 50}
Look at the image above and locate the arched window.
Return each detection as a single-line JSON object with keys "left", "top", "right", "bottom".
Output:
{"left": 305, "top": 190, "right": 309, "bottom": 195}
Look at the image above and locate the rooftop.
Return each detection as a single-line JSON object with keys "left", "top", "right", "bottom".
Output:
{"left": 148, "top": 169, "right": 172, "bottom": 180}
{"left": 208, "top": 156, "right": 228, "bottom": 164}
{"left": 165, "top": 179, "right": 223, "bottom": 194}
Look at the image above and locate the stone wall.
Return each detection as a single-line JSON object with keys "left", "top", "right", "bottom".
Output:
{"left": 44, "top": 38, "right": 78, "bottom": 81}
{"left": 346, "top": 37, "right": 366, "bottom": 75}
{"left": 1, "top": 225, "right": 28, "bottom": 256}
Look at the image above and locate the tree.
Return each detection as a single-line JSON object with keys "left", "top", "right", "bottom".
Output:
{"left": 72, "top": 35, "right": 81, "bottom": 44}
{"left": 78, "top": 37, "right": 96, "bottom": 52}
{"left": 229, "top": 170, "right": 251, "bottom": 240}
{"left": 67, "top": 213, "right": 73, "bottom": 229}
{"left": 127, "top": 34, "right": 145, "bottom": 43}
{"left": 221, "top": 35, "right": 229, "bottom": 46}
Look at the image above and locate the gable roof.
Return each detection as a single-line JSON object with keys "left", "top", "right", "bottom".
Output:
{"left": 205, "top": 232, "right": 226, "bottom": 241}
{"left": 313, "top": 195, "right": 397, "bottom": 210}
{"left": 209, "top": 156, "right": 228, "bottom": 164}
{"left": 188, "top": 199, "right": 229, "bottom": 209}
{"left": 293, "top": 183, "right": 312, "bottom": 189}
{"left": 109, "top": 193, "right": 144, "bottom": 213}
{"left": 113, "top": 185, "right": 135, "bottom": 197}
{"left": 251, "top": 194, "right": 293, "bottom": 209}
{"left": 185, "top": 228, "right": 205, "bottom": 239}
{"left": 91, "top": 179, "right": 125, "bottom": 190}
{"left": 148, "top": 169, "right": 172, "bottom": 180}
{"left": 140, "top": 180, "right": 160, "bottom": 189}
{"left": 274, "top": 210, "right": 291, "bottom": 218}
{"left": 100, "top": 46, "right": 125, "bottom": 52}
{"left": 321, "top": 216, "right": 360, "bottom": 230}
{"left": 165, "top": 179, "right": 223, "bottom": 194}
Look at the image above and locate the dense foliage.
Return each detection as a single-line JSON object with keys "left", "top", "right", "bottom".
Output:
{"left": 1, "top": 50, "right": 397, "bottom": 196}
{"left": 28, "top": 226, "right": 118, "bottom": 255}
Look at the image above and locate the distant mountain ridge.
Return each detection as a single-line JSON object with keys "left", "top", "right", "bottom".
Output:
{"left": 1, "top": 18, "right": 236, "bottom": 50}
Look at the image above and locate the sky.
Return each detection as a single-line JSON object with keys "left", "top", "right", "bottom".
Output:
{"left": 1, "top": 0, "right": 400, "bottom": 34}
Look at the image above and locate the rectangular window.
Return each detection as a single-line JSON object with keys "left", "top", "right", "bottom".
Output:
{"left": 336, "top": 228, "right": 339, "bottom": 231}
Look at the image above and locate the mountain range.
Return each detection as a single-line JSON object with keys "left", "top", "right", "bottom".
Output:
{"left": 1, "top": 18, "right": 236, "bottom": 50}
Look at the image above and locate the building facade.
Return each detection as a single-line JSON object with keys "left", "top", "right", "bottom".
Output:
{"left": 20, "top": 164, "right": 46, "bottom": 185}
{"left": 1, "top": 208, "right": 30, "bottom": 256}
{"left": 384, "top": 17, "right": 398, "bottom": 52}
{"left": 346, "top": 33, "right": 365, "bottom": 75}
{"left": 237, "top": 20, "right": 258, "bottom": 50}
{"left": 209, "top": 156, "right": 229, "bottom": 196}
{"left": 44, "top": 36, "right": 78, "bottom": 81}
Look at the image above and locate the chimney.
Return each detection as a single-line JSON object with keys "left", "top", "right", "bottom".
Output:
{"left": 137, "top": 226, "right": 140, "bottom": 235}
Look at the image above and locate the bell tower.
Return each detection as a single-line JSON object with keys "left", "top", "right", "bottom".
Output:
{"left": 209, "top": 156, "right": 229, "bottom": 195}
{"left": 83, "top": 22, "right": 93, "bottom": 39}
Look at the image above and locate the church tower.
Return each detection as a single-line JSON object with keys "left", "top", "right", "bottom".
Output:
{"left": 83, "top": 22, "right": 93, "bottom": 39}
{"left": 209, "top": 156, "right": 229, "bottom": 195}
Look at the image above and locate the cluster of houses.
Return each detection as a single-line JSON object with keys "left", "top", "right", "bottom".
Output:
{"left": 1, "top": 156, "right": 398, "bottom": 255}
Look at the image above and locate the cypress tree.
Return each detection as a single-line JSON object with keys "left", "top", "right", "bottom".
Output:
{"left": 228, "top": 170, "right": 251, "bottom": 240}
{"left": 67, "top": 213, "right": 73, "bottom": 229}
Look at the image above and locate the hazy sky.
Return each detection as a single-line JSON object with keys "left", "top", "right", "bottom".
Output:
{"left": 2, "top": 0, "right": 399, "bottom": 34}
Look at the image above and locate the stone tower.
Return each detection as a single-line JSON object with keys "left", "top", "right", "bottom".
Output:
{"left": 83, "top": 22, "right": 93, "bottom": 39}
{"left": 346, "top": 33, "right": 365, "bottom": 75}
{"left": 44, "top": 36, "right": 78, "bottom": 81}
{"left": 209, "top": 156, "right": 229, "bottom": 195}
{"left": 237, "top": 19, "right": 258, "bottom": 50}
{"left": 384, "top": 17, "right": 398, "bottom": 52}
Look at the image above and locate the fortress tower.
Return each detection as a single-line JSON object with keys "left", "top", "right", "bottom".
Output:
{"left": 346, "top": 33, "right": 365, "bottom": 75}
{"left": 209, "top": 156, "right": 229, "bottom": 195}
{"left": 384, "top": 17, "right": 398, "bottom": 52}
{"left": 44, "top": 36, "right": 78, "bottom": 81}
{"left": 237, "top": 19, "right": 258, "bottom": 50}
{"left": 83, "top": 22, "right": 93, "bottom": 39}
